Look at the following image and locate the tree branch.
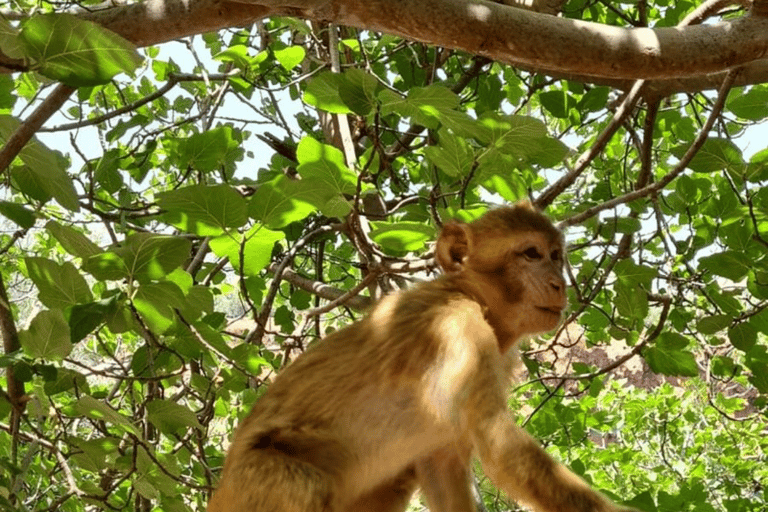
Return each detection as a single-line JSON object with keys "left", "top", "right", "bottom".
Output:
{"left": 63, "top": 0, "right": 768, "bottom": 85}
{"left": 0, "top": 83, "right": 75, "bottom": 175}
{"left": 559, "top": 66, "right": 741, "bottom": 228}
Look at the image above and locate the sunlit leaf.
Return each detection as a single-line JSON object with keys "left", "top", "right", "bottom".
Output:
{"left": 274, "top": 45, "right": 305, "bottom": 70}
{"left": 370, "top": 221, "right": 435, "bottom": 252}
{"left": 157, "top": 184, "right": 248, "bottom": 236}
{"left": 249, "top": 175, "right": 316, "bottom": 228}
{"left": 19, "top": 13, "right": 142, "bottom": 86}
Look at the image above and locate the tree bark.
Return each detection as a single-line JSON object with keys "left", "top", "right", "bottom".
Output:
{"left": 69, "top": 0, "right": 768, "bottom": 86}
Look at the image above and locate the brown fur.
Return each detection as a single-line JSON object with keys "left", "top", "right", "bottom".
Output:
{"left": 208, "top": 203, "right": 639, "bottom": 512}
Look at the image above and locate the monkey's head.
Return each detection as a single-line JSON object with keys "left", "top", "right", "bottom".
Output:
{"left": 436, "top": 201, "right": 567, "bottom": 348}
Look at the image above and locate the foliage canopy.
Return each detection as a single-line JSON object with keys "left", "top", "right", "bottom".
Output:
{"left": 0, "top": 1, "right": 767, "bottom": 512}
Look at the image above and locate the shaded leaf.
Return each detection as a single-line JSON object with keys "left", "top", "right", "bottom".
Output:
{"left": 0, "top": 201, "right": 35, "bottom": 228}
{"left": 0, "top": 115, "right": 79, "bottom": 211}
{"left": 424, "top": 129, "right": 474, "bottom": 177}
{"left": 643, "top": 332, "right": 698, "bottom": 377}
{"left": 19, "top": 309, "right": 72, "bottom": 361}
{"left": 83, "top": 233, "right": 191, "bottom": 283}
{"left": 696, "top": 314, "right": 731, "bottom": 335}
{"left": 673, "top": 137, "right": 744, "bottom": 174}
{"left": 74, "top": 395, "right": 139, "bottom": 435}
{"left": 46, "top": 221, "right": 101, "bottom": 258}
{"left": 726, "top": 85, "right": 768, "bottom": 121}
{"left": 177, "top": 126, "right": 239, "bottom": 173}
{"left": 699, "top": 251, "right": 751, "bottom": 281}
{"left": 25, "top": 257, "right": 92, "bottom": 309}
{"left": 146, "top": 399, "right": 203, "bottom": 435}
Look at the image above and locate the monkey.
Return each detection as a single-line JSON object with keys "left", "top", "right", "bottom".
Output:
{"left": 208, "top": 201, "right": 641, "bottom": 512}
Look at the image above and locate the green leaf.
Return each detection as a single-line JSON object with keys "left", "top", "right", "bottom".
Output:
{"left": 696, "top": 314, "right": 731, "bottom": 335}
{"left": 249, "top": 175, "right": 316, "bottom": 229}
{"left": 295, "top": 137, "right": 362, "bottom": 217}
{"left": 370, "top": 222, "right": 435, "bottom": 252}
{"left": 728, "top": 322, "right": 757, "bottom": 351}
{"left": 0, "top": 201, "right": 35, "bottom": 228}
{"left": 133, "top": 282, "right": 186, "bottom": 334}
{"left": 615, "top": 281, "right": 648, "bottom": 321}
{"left": 44, "top": 368, "right": 89, "bottom": 396}
{"left": 19, "top": 309, "right": 73, "bottom": 361}
{"left": 337, "top": 68, "right": 381, "bottom": 116}
{"left": 45, "top": 221, "right": 101, "bottom": 259}
{"left": 424, "top": 129, "right": 474, "bottom": 177}
{"left": 274, "top": 45, "right": 305, "bottom": 70}
{"left": 19, "top": 13, "right": 142, "bottom": 87}
{"left": 210, "top": 225, "right": 285, "bottom": 277}
{"left": 579, "top": 87, "right": 610, "bottom": 112}
{"left": 214, "top": 45, "right": 260, "bottom": 70}
{"left": 643, "top": 332, "right": 698, "bottom": 377}
{"left": 726, "top": 85, "right": 768, "bottom": 121}
{"left": 476, "top": 113, "right": 567, "bottom": 168}
{"left": 177, "top": 126, "right": 239, "bottom": 173}
{"left": 67, "top": 298, "right": 118, "bottom": 343}
{"left": 699, "top": 251, "right": 751, "bottom": 281}
{"left": 71, "top": 437, "right": 119, "bottom": 472}
{"left": 0, "top": 18, "right": 24, "bottom": 59}
{"left": 146, "top": 399, "right": 203, "bottom": 435}
{"left": 540, "top": 90, "right": 577, "bottom": 119}
{"left": 83, "top": 233, "right": 191, "bottom": 283}
{"left": 381, "top": 85, "right": 461, "bottom": 129}
{"left": 231, "top": 343, "right": 269, "bottom": 375}
{"left": 614, "top": 260, "right": 657, "bottom": 288}
{"left": 74, "top": 395, "right": 139, "bottom": 435}
{"left": 303, "top": 72, "right": 352, "bottom": 114}
{"left": 0, "top": 116, "right": 79, "bottom": 211}
{"left": 25, "top": 257, "right": 93, "bottom": 309}
{"left": 673, "top": 137, "right": 744, "bottom": 174}
{"left": 157, "top": 184, "right": 248, "bottom": 236}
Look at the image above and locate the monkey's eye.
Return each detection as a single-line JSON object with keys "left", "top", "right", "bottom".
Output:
{"left": 551, "top": 250, "right": 561, "bottom": 262}
{"left": 522, "top": 247, "right": 543, "bottom": 260}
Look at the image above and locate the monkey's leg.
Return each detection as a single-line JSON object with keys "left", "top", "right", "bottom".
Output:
{"left": 416, "top": 444, "right": 476, "bottom": 512}
{"left": 208, "top": 449, "right": 335, "bottom": 512}
{"left": 345, "top": 465, "right": 418, "bottom": 512}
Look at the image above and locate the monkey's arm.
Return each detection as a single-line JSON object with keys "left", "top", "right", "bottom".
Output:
{"left": 465, "top": 353, "right": 638, "bottom": 512}
{"left": 415, "top": 444, "right": 476, "bottom": 512}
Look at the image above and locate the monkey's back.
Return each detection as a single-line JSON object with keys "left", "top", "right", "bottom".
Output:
{"left": 217, "top": 277, "right": 485, "bottom": 506}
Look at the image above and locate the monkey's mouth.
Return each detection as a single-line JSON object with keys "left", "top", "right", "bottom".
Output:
{"left": 536, "top": 306, "right": 563, "bottom": 315}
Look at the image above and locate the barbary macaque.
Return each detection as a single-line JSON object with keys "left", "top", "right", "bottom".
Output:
{"left": 208, "top": 201, "right": 640, "bottom": 512}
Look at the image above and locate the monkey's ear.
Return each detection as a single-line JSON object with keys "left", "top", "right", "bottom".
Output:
{"left": 436, "top": 223, "right": 473, "bottom": 273}
{"left": 516, "top": 199, "right": 536, "bottom": 211}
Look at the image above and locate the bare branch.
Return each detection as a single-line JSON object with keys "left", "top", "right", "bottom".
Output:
{"left": 0, "top": 83, "right": 75, "bottom": 175}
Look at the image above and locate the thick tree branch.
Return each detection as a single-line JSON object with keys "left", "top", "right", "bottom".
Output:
{"left": 65, "top": 0, "right": 768, "bottom": 86}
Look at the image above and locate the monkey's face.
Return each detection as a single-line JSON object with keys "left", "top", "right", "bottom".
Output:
{"left": 472, "top": 230, "right": 567, "bottom": 338}
{"left": 435, "top": 211, "right": 567, "bottom": 346}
